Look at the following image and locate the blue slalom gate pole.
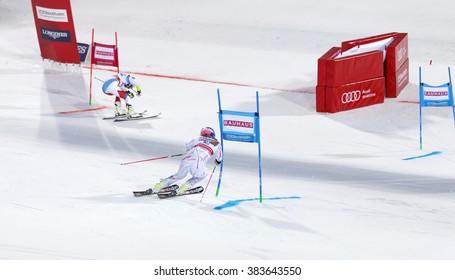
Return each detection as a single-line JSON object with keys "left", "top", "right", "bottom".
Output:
{"left": 449, "top": 67, "right": 455, "bottom": 127}
{"left": 256, "top": 91, "right": 263, "bottom": 203}
{"left": 216, "top": 89, "right": 224, "bottom": 197}
{"left": 419, "top": 66, "right": 423, "bottom": 150}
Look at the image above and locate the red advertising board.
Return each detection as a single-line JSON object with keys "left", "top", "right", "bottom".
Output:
{"left": 317, "top": 47, "right": 341, "bottom": 86}
{"left": 385, "top": 33, "right": 409, "bottom": 97}
{"left": 387, "top": 58, "right": 409, "bottom": 98}
{"left": 316, "top": 47, "right": 340, "bottom": 112}
{"left": 316, "top": 32, "right": 409, "bottom": 113}
{"left": 316, "top": 85, "right": 328, "bottom": 112}
{"left": 31, "top": 0, "right": 80, "bottom": 64}
{"left": 386, "top": 33, "right": 408, "bottom": 71}
{"left": 316, "top": 49, "right": 384, "bottom": 113}
{"left": 325, "top": 51, "right": 384, "bottom": 87}
{"left": 325, "top": 77, "right": 385, "bottom": 113}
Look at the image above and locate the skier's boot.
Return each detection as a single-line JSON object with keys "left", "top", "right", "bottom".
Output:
{"left": 114, "top": 101, "right": 122, "bottom": 116}
{"left": 152, "top": 179, "right": 166, "bottom": 193}
{"left": 126, "top": 104, "right": 137, "bottom": 118}
{"left": 176, "top": 181, "right": 193, "bottom": 195}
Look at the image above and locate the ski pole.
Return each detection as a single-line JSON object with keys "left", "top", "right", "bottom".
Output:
{"left": 200, "top": 166, "right": 217, "bottom": 202}
{"left": 121, "top": 153, "right": 183, "bottom": 165}
{"left": 94, "top": 76, "right": 104, "bottom": 83}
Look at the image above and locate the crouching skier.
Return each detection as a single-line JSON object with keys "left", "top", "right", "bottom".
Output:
{"left": 152, "top": 127, "right": 223, "bottom": 195}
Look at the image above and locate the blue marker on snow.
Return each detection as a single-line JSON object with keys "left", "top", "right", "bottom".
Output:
{"left": 214, "top": 196, "right": 301, "bottom": 210}
{"left": 402, "top": 151, "right": 442, "bottom": 160}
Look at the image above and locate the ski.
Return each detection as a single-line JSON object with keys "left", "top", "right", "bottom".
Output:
{"left": 103, "top": 110, "right": 148, "bottom": 120}
{"left": 114, "top": 112, "right": 161, "bottom": 122}
{"left": 157, "top": 186, "right": 204, "bottom": 199}
{"left": 103, "top": 114, "right": 126, "bottom": 120}
{"left": 133, "top": 185, "right": 179, "bottom": 197}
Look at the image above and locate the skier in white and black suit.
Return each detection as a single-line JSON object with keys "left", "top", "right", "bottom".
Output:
{"left": 153, "top": 127, "right": 223, "bottom": 195}
{"left": 102, "top": 72, "right": 142, "bottom": 117}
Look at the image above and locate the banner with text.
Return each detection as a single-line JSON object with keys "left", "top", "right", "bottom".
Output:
{"left": 91, "top": 42, "right": 119, "bottom": 67}
{"left": 31, "top": 0, "right": 80, "bottom": 64}
{"left": 77, "top": 42, "right": 90, "bottom": 63}
{"left": 220, "top": 111, "right": 260, "bottom": 143}
{"left": 420, "top": 83, "right": 454, "bottom": 107}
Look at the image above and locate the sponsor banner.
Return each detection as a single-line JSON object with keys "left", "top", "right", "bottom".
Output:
{"left": 316, "top": 49, "right": 385, "bottom": 113}
{"left": 385, "top": 33, "right": 409, "bottom": 98}
{"left": 316, "top": 32, "right": 410, "bottom": 113}
{"left": 386, "top": 59, "right": 409, "bottom": 98}
{"left": 386, "top": 33, "right": 408, "bottom": 70}
{"left": 325, "top": 77, "right": 385, "bottom": 113}
{"left": 41, "top": 27, "right": 71, "bottom": 42}
{"left": 94, "top": 46, "right": 115, "bottom": 61}
{"left": 35, "top": 6, "right": 68, "bottom": 22}
{"left": 220, "top": 110, "right": 259, "bottom": 143}
{"left": 420, "top": 83, "right": 454, "bottom": 107}
{"left": 31, "top": 0, "right": 79, "bottom": 64}
{"left": 326, "top": 50, "right": 384, "bottom": 87}
{"left": 91, "top": 42, "right": 118, "bottom": 67}
{"left": 77, "top": 43, "right": 90, "bottom": 63}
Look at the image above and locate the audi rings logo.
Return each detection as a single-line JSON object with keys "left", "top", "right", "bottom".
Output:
{"left": 341, "top": 90, "right": 361, "bottom": 103}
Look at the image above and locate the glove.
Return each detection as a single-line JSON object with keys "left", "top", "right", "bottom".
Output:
{"left": 214, "top": 159, "right": 222, "bottom": 166}
{"left": 127, "top": 91, "right": 134, "bottom": 98}
{"left": 124, "top": 83, "right": 133, "bottom": 89}
{"left": 136, "top": 89, "right": 141, "bottom": 96}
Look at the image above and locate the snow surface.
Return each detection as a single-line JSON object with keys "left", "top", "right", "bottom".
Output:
{"left": 1, "top": 0, "right": 455, "bottom": 264}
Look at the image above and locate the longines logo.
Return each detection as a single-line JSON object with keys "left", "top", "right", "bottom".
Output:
{"left": 41, "top": 27, "right": 71, "bottom": 42}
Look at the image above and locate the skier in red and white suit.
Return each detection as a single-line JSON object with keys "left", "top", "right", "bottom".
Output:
{"left": 153, "top": 127, "right": 223, "bottom": 194}
{"left": 102, "top": 72, "right": 142, "bottom": 117}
